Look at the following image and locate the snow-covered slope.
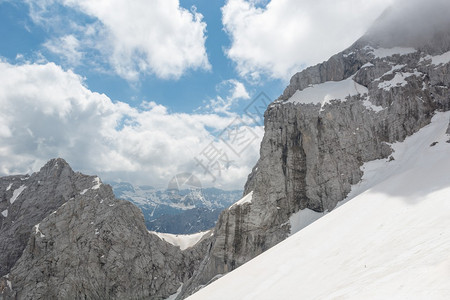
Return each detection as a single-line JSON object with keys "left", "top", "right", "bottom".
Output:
{"left": 150, "top": 230, "right": 211, "bottom": 251}
{"left": 188, "top": 112, "right": 450, "bottom": 299}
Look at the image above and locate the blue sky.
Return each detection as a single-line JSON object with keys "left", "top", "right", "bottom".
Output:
{"left": 0, "top": 0, "right": 284, "bottom": 113}
{"left": 0, "top": 0, "right": 393, "bottom": 189}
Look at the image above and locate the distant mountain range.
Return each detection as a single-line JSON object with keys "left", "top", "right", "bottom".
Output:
{"left": 107, "top": 181, "right": 242, "bottom": 234}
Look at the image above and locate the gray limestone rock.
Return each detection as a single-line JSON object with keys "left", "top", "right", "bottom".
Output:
{"left": 0, "top": 158, "right": 98, "bottom": 277}
{"left": 0, "top": 160, "right": 211, "bottom": 299}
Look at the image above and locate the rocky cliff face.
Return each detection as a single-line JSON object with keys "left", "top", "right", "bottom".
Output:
{"left": 179, "top": 10, "right": 450, "bottom": 298}
{"left": 0, "top": 158, "right": 99, "bottom": 277}
{"left": 0, "top": 159, "right": 211, "bottom": 299}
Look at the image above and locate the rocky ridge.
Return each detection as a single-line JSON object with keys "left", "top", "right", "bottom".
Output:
{"left": 0, "top": 159, "right": 99, "bottom": 277}
{"left": 0, "top": 159, "right": 211, "bottom": 299}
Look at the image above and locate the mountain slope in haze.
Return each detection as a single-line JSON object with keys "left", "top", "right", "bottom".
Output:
{"left": 147, "top": 207, "right": 223, "bottom": 234}
{"left": 109, "top": 182, "right": 242, "bottom": 234}
{"left": 188, "top": 111, "right": 450, "bottom": 300}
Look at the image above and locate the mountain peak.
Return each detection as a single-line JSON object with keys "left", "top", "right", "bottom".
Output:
{"left": 40, "top": 157, "right": 71, "bottom": 171}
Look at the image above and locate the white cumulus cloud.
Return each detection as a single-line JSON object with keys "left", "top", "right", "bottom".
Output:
{"left": 0, "top": 61, "right": 261, "bottom": 190}
{"left": 222, "top": 0, "right": 394, "bottom": 80}
{"left": 25, "top": 0, "right": 211, "bottom": 80}
{"left": 206, "top": 79, "right": 251, "bottom": 114}
{"left": 43, "top": 35, "right": 83, "bottom": 66}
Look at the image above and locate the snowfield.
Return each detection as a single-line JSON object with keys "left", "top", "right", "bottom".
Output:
{"left": 286, "top": 76, "right": 368, "bottom": 108}
{"left": 150, "top": 230, "right": 210, "bottom": 251}
{"left": 188, "top": 111, "right": 450, "bottom": 300}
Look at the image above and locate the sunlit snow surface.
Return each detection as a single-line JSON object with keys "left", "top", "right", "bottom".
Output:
{"left": 378, "top": 71, "right": 424, "bottom": 91}
{"left": 420, "top": 50, "right": 450, "bottom": 66}
{"left": 188, "top": 111, "right": 450, "bottom": 300}
{"left": 286, "top": 77, "right": 368, "bottom": 108}
{"left": 229, "top": 191, "right": 253, "bottom": 209}
{"left": 289, "top": 208, "right": 323, "bottom": 235}
{"left": 150, "top": 230, "right": 210, "bottom": 251}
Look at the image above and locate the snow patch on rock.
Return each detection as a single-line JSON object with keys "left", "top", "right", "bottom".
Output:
{"left": 229, "top": 191, "right": 253, "bottom": 209}
{"left": 92, "top": 177, "right": 101, "bottom": 190}
{"left": 362, "top": 97, "right": 384, "bottom": 113}
{"left": 361, "top": 62, "right": 374, "bottom": 68}
{"left": 378, "top": 71, "right": 423, "bottom": 91}
{"left": 370, "top": 47, "right": 416, "bottom": 58}
{"left": 165, "top": 284, "right": 183, "bottom": 300}
{"left": 431, "top": 50, "right": 450, "bottom": 66}
{"left": 286, "top": 77, "right": 367, "bottom": 108}
{"left": 10, "top": 185, "right": 26, "bottom": 204}
{"left": 34, "top": 224, "right": 45, "bottom": 238}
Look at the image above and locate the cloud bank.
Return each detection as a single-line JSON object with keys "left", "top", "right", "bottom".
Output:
{"left": 26, "top": 0, "right": 210, "bottom": 80}
{"left": 0, "top": 61, "right": 261, "bottom": 189}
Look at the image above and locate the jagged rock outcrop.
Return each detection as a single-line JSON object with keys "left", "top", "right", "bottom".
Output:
{"left": 179, "top": 3, "right": 450, "bottom": 298}
{"left": 0, "top": 160, "right": 211, "bottom": 299}
{"left": 0, "top": 158, "right": 99, "bottom": 277}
